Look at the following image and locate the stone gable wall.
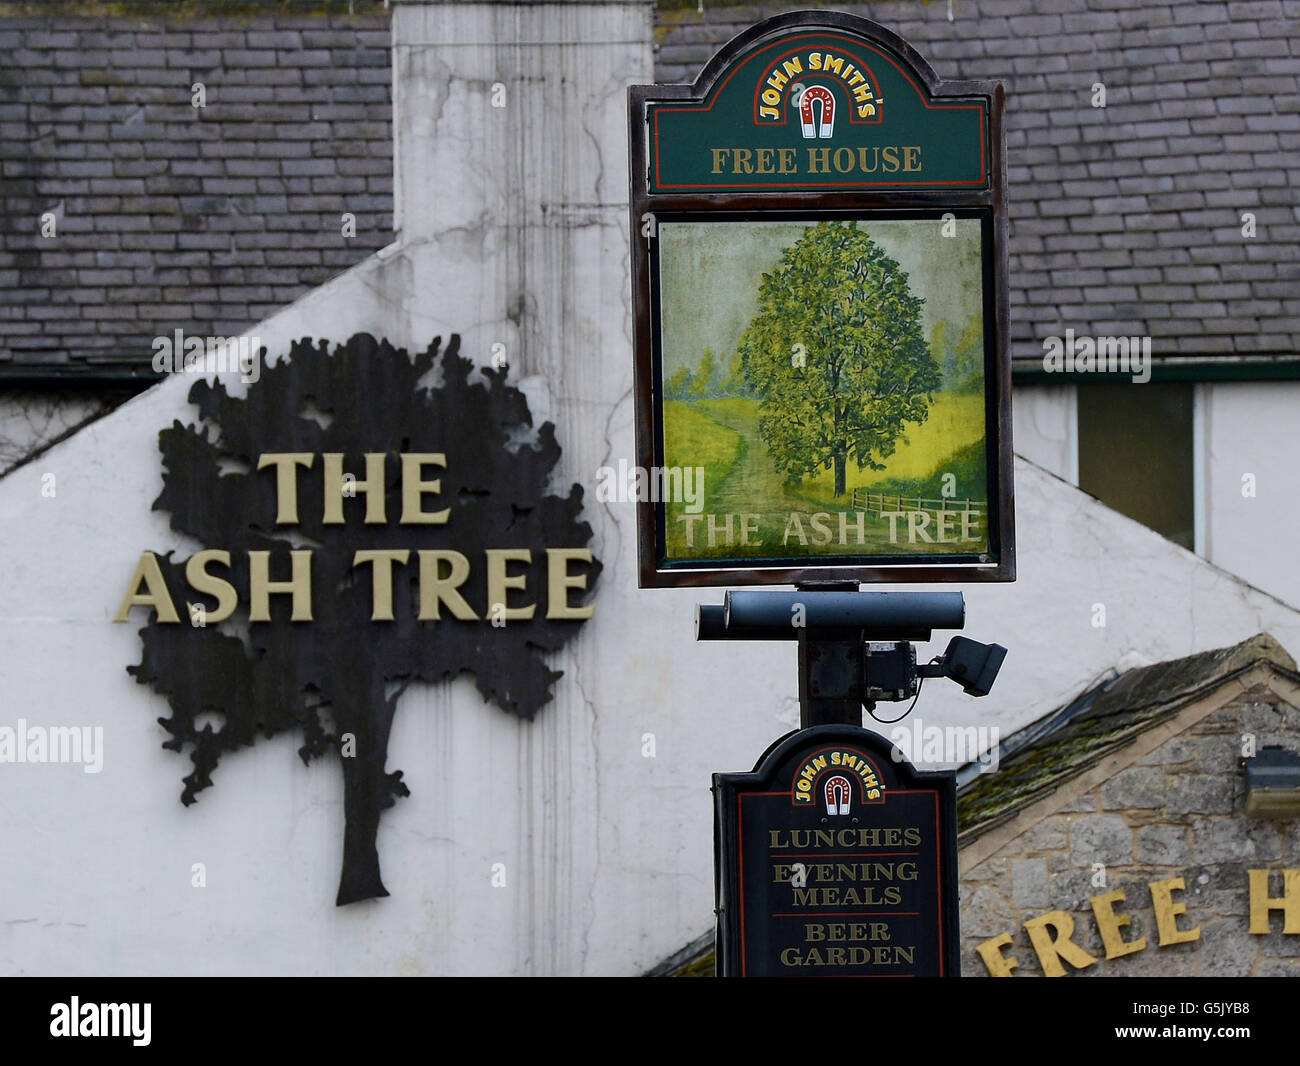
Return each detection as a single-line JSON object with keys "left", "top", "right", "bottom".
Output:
{"left": 960, "top": 684, "right": 1300, "bottom": 976}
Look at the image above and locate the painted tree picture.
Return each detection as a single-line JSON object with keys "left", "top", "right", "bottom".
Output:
{"left": 126, "top": 333, "right": 600, "bottom": 905}
{"left": 656, "top": 217, "right": 990, "bottom": 562}
{"left": 738, "top": 221, "right": 941, "bottom": 498}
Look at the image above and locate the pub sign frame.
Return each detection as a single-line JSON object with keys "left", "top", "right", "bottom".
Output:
{"left": 628, "top": 11, "right": 1014, "bottom": 588}
{"left": 713, "top": 724, "right": 961, "bottom": 977}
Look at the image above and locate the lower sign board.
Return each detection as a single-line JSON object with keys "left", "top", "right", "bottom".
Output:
{"left": 713, "top": 724, "right": 959, "bottom": 976}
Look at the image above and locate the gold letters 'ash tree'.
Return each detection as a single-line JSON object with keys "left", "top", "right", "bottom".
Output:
{"left": 738, "top": 221, "right": 941, "bottom": 497}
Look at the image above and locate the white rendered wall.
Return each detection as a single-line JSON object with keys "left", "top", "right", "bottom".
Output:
{"left": 3, "top": 2, "right": 1300, "bottom": 977}
{"left": 1011, "top": 383, "right": 1075, "bottom": 484}
{"left": 1013, "top": 379, "right": 1300, "bottom": 611}
{"left": 1199, "top": 381, "right": 1300, "bottom": 611}
{"left": 0, "top": 393, "right": 120, "bottom": 475}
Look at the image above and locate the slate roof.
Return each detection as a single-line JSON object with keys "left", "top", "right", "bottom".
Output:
{"left": 655, "top": 1, "right": 1300, "bottom": 371}
{"left": 956, "top": 632, "right": 1298, "bottom": 842}
{"left": 0, "top": 1, "right": 393, "bottom": 379}
{"left": 4, "top": 1, "right": 1296, "bottom": 379}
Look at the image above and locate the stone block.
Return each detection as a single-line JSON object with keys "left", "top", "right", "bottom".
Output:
{"left": 1023, "top": 819, "right": 1067, "bottom": 852}
{"left": 1012, "top": 858, "right": 1050, "bottom": 909}
{"left": 1133, "top": 738, "right": 1190, "bottom": 769}
{"left": 1200, "top": 918, "right": 1257, "bottom": 976}
{"left": 1069, "top": 814, "right": 1134, "bottom": 867}
{"left": 1100, "top": 767, "right": 1166, "bottom": 810}
{"left": 1192, "top": 816, "right": 1283, "bottom": 864}
{"left": 1049, "top": 869, "right": 1100, "bottom": 912}
{"left": 1137, "top": 824, "right": 1190, "bottom": 866}
{"left": 963, "top": 856, "right": 1007, "bottom": 883}
{"left": 1256, "top": 958, "right": 1300, "bottom": 976}
{"left": 961, "top": 884, "right": 1018, "bottom": 940}
{"left": 1284, "top": 822, "right": 1300, "bottom": 862}
{"left": 1167, "top": 774, "right": 1236, "bottom": 815}
{"left": 1108, "top": 936, "right": 1198, "bottom": 976}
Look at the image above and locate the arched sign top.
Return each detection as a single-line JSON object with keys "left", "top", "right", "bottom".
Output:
{"left": 643, "top": 13, "right": 995, "bottom": 192}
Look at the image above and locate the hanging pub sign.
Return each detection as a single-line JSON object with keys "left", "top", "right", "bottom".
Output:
{"left": 713, "top": 724, "right": 960, "bottom": 977}
{"left": 628, "top": 11, "right": 1013, "bottom": 587}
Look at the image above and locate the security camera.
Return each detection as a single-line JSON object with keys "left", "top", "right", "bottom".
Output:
{"left": 922, "top": 635, "right": 1007, "bottom": 697}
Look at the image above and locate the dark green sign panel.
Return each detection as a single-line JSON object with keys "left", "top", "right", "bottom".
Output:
{"left": 648, "top": 31, "right": 988, "bottom": 192}
{"left": 713, "top": 725, "right": 960, "bottom": 977}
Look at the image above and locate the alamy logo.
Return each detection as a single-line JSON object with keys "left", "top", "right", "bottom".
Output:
{"left": 889, "top": 719, "right": 1000, "bottom": 773}
{"left": 50, "top": 998, "right": 151, "bottom": 1046}
{"left": 594, "top": 460, "right": 704, "bottom": 513}
{"left": 151, "top": 328, "right": 262, "bottom": 383}
{"left": 0, "top": 719, "right": 103, "bottom": 773}
{"left": 1041, "top": 329, "right": 1151, "bottom": 384}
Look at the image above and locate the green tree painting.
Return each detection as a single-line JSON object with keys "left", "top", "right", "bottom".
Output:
{"left": 737, "top": 221, "right": 941, "bottom": 497}
{"left": 689, "top": 346, "right": 719, "bottom": 399}
{"left": 664, "top": 363, "right": 694, "bottom": 400}
{"left": 930, "top": 314, "right": 984, "bottom": 393}
{"left": 720, "top": 348, "right": 749, "bottom": 398}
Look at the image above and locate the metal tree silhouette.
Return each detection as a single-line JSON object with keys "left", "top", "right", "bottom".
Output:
{"left": 127, "top": 333, "right": 600, "bottom": 904}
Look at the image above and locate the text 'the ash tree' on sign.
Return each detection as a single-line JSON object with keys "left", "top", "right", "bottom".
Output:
{"left": 629, "top": 11, "right": 1013, "bottom": 587}
{"left": 714, "top": 725, "right": 960, "bottom": 977}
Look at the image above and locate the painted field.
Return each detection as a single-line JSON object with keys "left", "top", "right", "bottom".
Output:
{"left": 661, "top": 392, "right": 988, "bottom": 560}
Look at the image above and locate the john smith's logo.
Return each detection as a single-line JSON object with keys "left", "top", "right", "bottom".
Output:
{"left": 824, "top": 774, "right": 852, "bottom": 815}
{"left": 792, "top": 747, "right": 885, "bottom": 805}
{"left": 754, "top": 50, "right": 883, "bottom": 129}
{"left": 794, "top": 84, "right": 835, "bottom": 139}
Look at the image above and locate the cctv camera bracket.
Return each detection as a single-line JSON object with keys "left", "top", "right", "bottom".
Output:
{"left": 696, "top": 584, "right": 1005, "bottom": 729}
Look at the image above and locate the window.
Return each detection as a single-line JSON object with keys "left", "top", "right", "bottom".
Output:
{"left": 1077, "top": 383, "right": 1194, "bottom": 549}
